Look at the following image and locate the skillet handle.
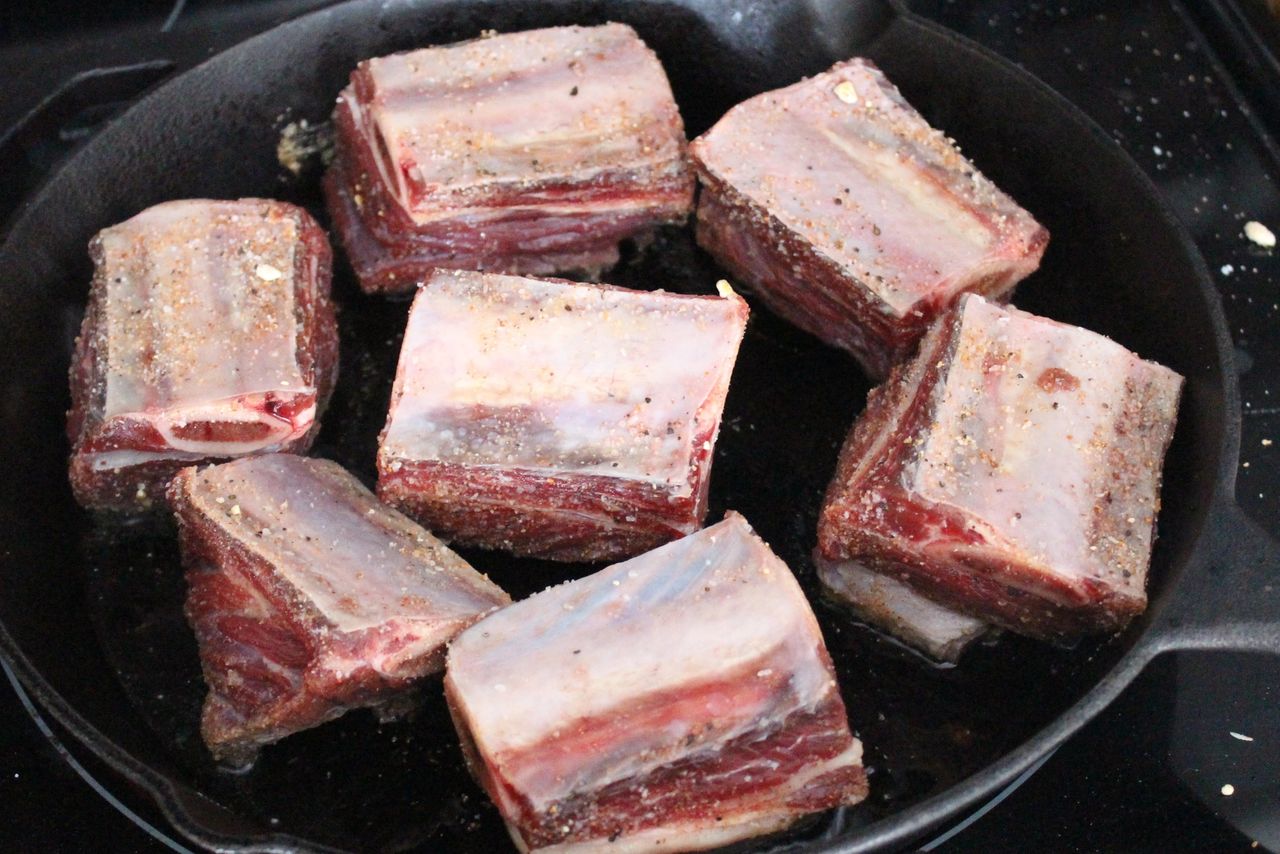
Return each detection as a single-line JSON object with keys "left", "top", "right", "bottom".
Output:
{"left": 1151, "top": 500, "right": 1280, "bottom": 655}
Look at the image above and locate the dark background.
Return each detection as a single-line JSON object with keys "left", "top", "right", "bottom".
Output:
{"left": 1, "top": 1, "right": 1277, "bottom": 851}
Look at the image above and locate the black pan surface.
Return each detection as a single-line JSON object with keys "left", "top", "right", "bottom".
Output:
{"left": 0, "top": 1, "right": 1276, "bottom": 852}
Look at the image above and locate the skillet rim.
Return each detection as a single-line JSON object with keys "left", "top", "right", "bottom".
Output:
{"left": 0, "top": 0, "right": 1242, "bottom": 851}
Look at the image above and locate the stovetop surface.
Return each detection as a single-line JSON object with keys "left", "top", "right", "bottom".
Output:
{"left": 0, "top": 0, "right": 1277, "bottom": 851}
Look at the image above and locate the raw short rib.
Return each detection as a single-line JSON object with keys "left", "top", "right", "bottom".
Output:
{"left": 817, "top": 294, "right": 1182, "bottom": 643}
{"left": 445, "top": 512, "right": 867, "bottom": 853}
{"left": 171, "top": 454, "right": 509, "bottom": 765}
{"left": 67, "top": 199, "right": 338, "bottom": 512}
{"left": 377, "top": 270, "right": 748, "bottom": 562}
{"left": 690, "top": 58, "right": 1048, "bottom": 379}
{"left": 325, "top": 23, "right": 694, "bottom": 293}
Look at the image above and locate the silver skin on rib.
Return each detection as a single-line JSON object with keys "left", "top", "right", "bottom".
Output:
{"left": 446, "top": 512, "right": 866, "bottom": 853}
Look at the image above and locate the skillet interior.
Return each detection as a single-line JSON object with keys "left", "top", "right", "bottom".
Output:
{"left": 0, "top": 0, "right": 1231, "bottom": 850}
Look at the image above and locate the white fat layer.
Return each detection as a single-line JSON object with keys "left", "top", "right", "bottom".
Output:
{"left": 89, "top": 449, "right": 213, "bottom": 472}
{"left": 381, "top": 272, "right": 747, "bottom": 487}
{"left": 694, "top": 59, "right": 1041, "bottom": 315}
{"left": 907, "top": 295, "right": 1178, "bottom": 590}
{"left": 816, "top": 557, "right": 987, "bottom": 663}
{"left": 356, "top": 24, "right": 683, "bottom": 221}
{"left": 448, "top": 513, "right": 838, "bottom": 807}
{"left": 185, "top": 455, "right": 507, "bottom": 638}
{"left": 99, "top": 200, "right": 307, "bottom": 419}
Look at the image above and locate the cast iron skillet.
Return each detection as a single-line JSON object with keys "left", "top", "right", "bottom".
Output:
{"left": 1, "top": 0, "right": 1278, "bottom": 851}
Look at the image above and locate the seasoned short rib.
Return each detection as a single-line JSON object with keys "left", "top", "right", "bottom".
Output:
{"left": 446, "top": 512, "right": 867, "bottom": 853}
{"left": 67, "top": 199, "right": 338, "bottom": 512}
{"left": 690, "top": 58, "right": 1048, "bottom": 379}
{"left": 817, "top": 294, "right": 1182, "bottom": 643}
{"left": 377, "top": 270, "right": 748, "bottom": 562}
{"left": 325, "top": 23, "right": 694, "bottom": 293}
{"left": 171, "top": 454, "right": 509, "bottom": 765}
